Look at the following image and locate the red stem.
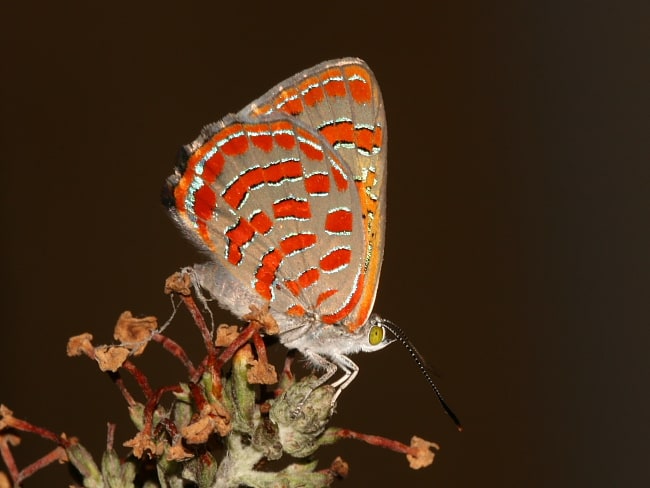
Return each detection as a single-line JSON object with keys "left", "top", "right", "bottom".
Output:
{"left": 191, "top": 356, "right": 209, "bottom": 383}
{"left": 335, "top": 429, "right": 412, "bottom": 455}
{"left": 151, "top": 333, "right": 197, "bottom": 377}
{"left": 275, "top": 352, "right": 296, "bottom": 397}
{"left": 189, "top": 382, "right": 209, "bottom": 412}
{"left": 281, "top": 352, "right": 295, "bottom": 381}
{"left": 107, "top": 422, "right": 116, "bottom": 451}
{"left": 0, "top": 435, "right": 19, "bottom": 481}
{"left": 181, "top": 294, "right": 215, "bottom": 356}
{"left": 252, "top": 331, "right": 268, "bottom": 363}
{"left": 1, "top": 416, "right": 60, "bottom": 444}
{"left": 110, "top": 372, "right": 137, "bottom": 407}
{"left": 15, "top": 446, "right": 68, "bottom": 485}
{"left": 215, "top": 322, "right": 259, "bottom": 369}
{"left": 121, "top": 360, "right": 153, "bottom": 398}
{"left": 0, "top": 414, "right": 71, "bottom": 485}
{"left": 141, "top": 385, "right": 184, "bottom": 436}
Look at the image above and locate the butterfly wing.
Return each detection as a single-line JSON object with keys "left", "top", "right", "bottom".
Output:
{"left": 165, "top": 115, "right": 368, "bottom": 329}
{"left": 241, "top": 58, "right": 387, "bottom": 331}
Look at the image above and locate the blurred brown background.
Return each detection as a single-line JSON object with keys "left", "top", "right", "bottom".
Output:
{"left": 1, "top": 1, "right": 648, "bottom": 486}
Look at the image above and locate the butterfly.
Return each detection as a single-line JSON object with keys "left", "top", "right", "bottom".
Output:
{"left": 163, "top": 58, "right": 460, "bottom": 428}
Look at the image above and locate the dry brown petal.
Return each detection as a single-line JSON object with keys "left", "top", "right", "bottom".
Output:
{"left": 66, "top": 333, "right": 94, "bottom": 357}
{"left": 182, "top": 399, "right": 232, "bottom": 444}
{"left": 0, "top": 406, "right": 18, "bottom": 433}
{"left": 60, "top": 433, "right": 79, "bottom": 447}
{"left": 164, "top": 271, "right": 192, "bottom": 296}
{"left": 211, "top": 399, "right": 231, "bottom": 420}
{"left": 208, "top": 400, "right": 232, "bottom": 437}
{"left": 113, "top": 311, "right": 157, "bottom": 355}
{"left": 167, "top": 441, "right": 194, "bottom": 461}
{"left": 123, "top": 432, "right": 164, "bottom": 458}
{"left": 259, "top": 402, "right": 271, "bottom": 415}
{"left": 243, "top": 305, "right": 279, "bottom": 335}
{"left": 94, "top": 345, "right": 130, "bottom": 372}
{"left": 215, "top": 324, "right": 240, "bottom": 347}
{"left": 246, "top": 359, "right": 278, "bottom": 385}
{"left": 406, "top": 436, "right": 439, "bottom": 469}
{"left": 330, "top": 456, "right": 349, "bottom": 478}
{"left": 212, "top": 418, "right": 231, "bottom": 437}
{"left": 0, "top": 405, "right": 13, "bottom": 420}
{"left": 181, "top": 415, "right": 214, "bottom": 445}
{"left": 0, "top": 433, "right": 20, "bottom": 448}
{"left": 0, "top": 471, "right": 11, "bottom": 488}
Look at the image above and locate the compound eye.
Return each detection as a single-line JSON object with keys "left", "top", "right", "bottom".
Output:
{"left": 369, "top": 324, "right": 385, "bottom": 346}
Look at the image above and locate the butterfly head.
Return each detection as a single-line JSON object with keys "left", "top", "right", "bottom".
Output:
{"left": 360, "top": 313, "right": 395, "bottom": 352}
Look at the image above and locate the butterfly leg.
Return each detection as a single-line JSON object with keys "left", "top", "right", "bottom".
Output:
{"left": 291, "top": 351, "right": 360, "bottom": 417}
{"left": 328, "top": 354, "right": 360, "bottom": 403}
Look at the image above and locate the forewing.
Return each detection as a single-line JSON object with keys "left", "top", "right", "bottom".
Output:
{"left": 241, "top": 58, "right": 387, "bottom": 330}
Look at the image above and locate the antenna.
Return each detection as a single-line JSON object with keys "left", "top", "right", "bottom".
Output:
{"left": 383, "top": 320, "right": 463, "bottom": 432}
